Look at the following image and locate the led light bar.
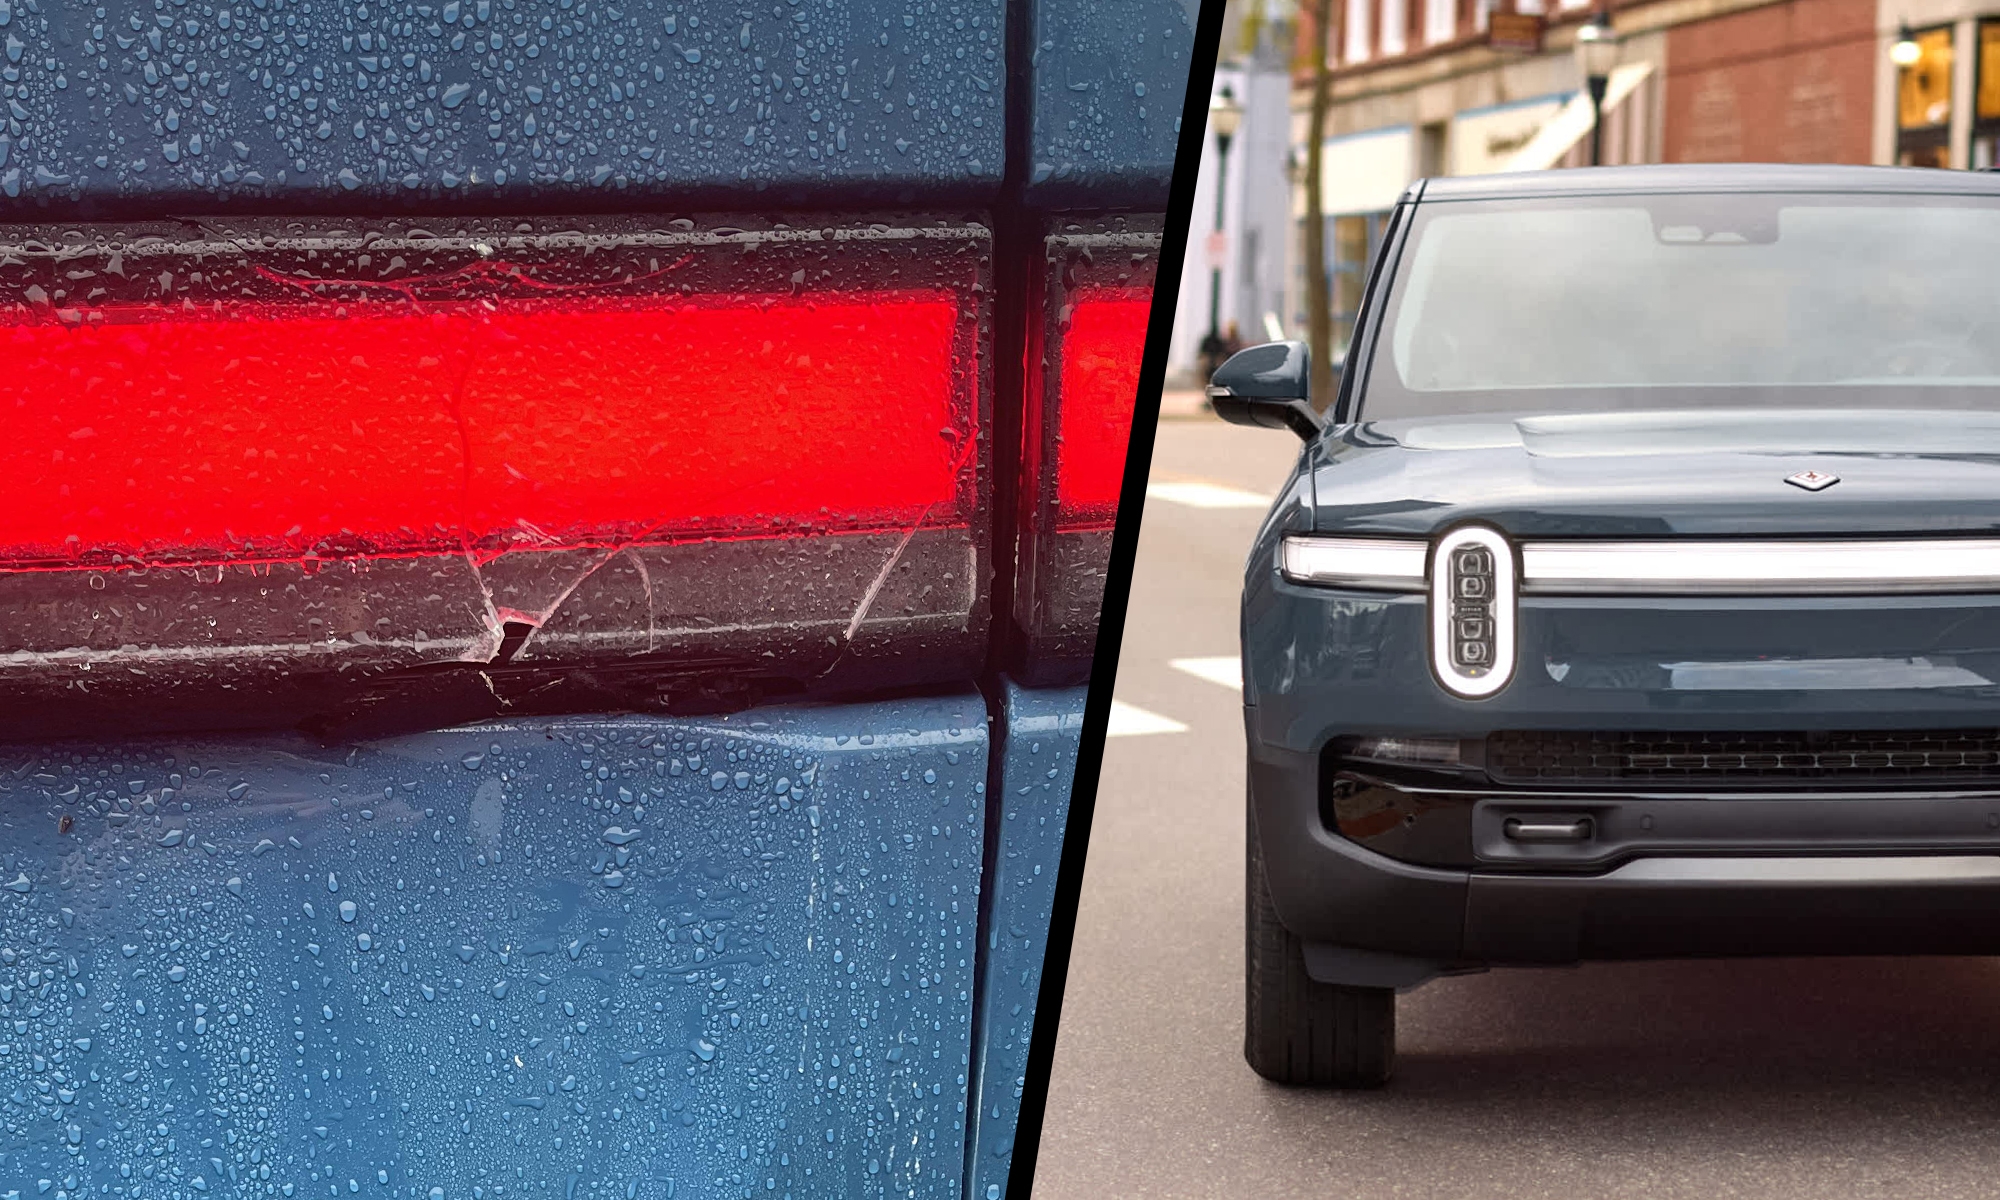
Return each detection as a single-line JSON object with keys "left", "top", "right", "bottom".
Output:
{"left": 1521, "top": 539, "right": 2000, "bottom": 595}
{"left": 1278, "top": 536, "right": 1429, "bottom": 591}
{"left": 3, "top": 293, "right": 965, "bottom": 563}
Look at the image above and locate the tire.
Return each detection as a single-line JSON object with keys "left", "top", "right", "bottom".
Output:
{"left": 1245, "top": 793, "right": 1395, "bottom": 1087}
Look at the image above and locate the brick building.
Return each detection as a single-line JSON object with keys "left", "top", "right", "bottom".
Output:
{"left": 1285, "top": 0, "right": 1900, "bottom": 352}
{"left": 1663, "top": 0, "right": 1876, "bottom": 166}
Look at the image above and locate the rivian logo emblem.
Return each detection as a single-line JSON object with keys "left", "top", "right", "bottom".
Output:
{"left": 1785, "top": 470, "right": 1839, "bottom": 492}
{"left": 1430, "top": 526, "right": 1516, "bottom": 699}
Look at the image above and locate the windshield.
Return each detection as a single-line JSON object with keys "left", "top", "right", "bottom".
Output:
{"left": 1363, "top": 191, "right": 2000, "bottom": 420}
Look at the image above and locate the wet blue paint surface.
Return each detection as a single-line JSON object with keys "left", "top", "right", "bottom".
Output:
{"left": 0, "top": 696, "right": 988, "bottom": 1199}
{"left": 1025, "top": 0, "right": 1192, "bottom": 207}
{"left": 965, "top": 681, "right": 1084, "bottom": 1200}
{"left": 0, "top": 0, "right": 1005, "bottom": 205}
{"left": 0, "top": 0, "right": 1191, "bottom": 208}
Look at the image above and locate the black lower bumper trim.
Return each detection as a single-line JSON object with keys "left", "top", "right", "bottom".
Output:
{"left": 1466, "top": 855, "right": 2000, "bottom": 962}
{"left": 1331, "top": 768, "right": 2000, "bottom": 870}
{"left": 1254, "top": 741, "right": 2000, "bottom": 967}
{"left": 1473, "top": 793, "right": 2000, "bottom": 869}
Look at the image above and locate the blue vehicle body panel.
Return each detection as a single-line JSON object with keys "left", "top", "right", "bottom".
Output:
{"left": 0, "top": 696, "right": 987, "bottom": 1198}
{"left": 0, "top": 0, "right": 1192, "bottom": 210}
{"left": 964, "top": 681, "right": 1084, "bottom": 1200}
{"left": 0, "top": 0, "right": 1191, "bottom": 1187}
{"left": 0, "top": 0, "right": 1006, "bottom": 207}
{"left": 1024, "top": 0, "right": 1192, "bottom": 207}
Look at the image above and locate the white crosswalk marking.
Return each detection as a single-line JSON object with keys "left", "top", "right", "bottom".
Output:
{"left": 1105, "top": 700, "right": 1188, "bottom": 737}
{"left": 1144, "top": 481, "right": 1271, "bottom": 510}
{"left": 1169, "top": 656, "right": 1242, "bottom": 690}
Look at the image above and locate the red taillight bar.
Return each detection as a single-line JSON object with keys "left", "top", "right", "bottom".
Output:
{"left": 1012, "top": 220, "right": 1158, "bottom": 681}
{"left": 1054, "top": 287, "right": 1151, "bottom": 530}
{"left": 3, "top": 292, "right": 967, "bottom": 569}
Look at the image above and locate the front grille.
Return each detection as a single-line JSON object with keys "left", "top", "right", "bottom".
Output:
{"left": 1487, "top": 729, "right": 2000, "bottom": 786}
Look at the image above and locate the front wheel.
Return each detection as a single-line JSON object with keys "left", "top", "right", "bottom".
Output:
{"left": 1244, "top": 796, "right": 1395, "bottom": 1087}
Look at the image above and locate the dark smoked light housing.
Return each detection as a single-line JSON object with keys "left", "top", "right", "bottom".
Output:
{"left": 1344, "top": 736, "right": 1465, "bottom": 769}
{"left": 0, "top": 217, "right": 992, "bottom": 735}
{"left": 1012, "top": 217, "right": 1159, "bottom": 682}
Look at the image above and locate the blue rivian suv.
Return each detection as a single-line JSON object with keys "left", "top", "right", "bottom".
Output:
{"left": 1213, "top": 164, "right": 2000, "bottom": 1088}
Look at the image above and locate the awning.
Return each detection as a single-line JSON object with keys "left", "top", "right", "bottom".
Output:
{"left": 1302, "top": 125, "right": 1416, "bottom": 218}
{"left": 1503, "top": 61, "right": 1655, "bottom": 172}
{"left": 1449, "top": 95, "right": 1569, "bottom": 176}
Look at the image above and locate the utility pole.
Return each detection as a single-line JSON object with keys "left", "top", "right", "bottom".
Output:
{"left": 1302, "top": 0, "right": 1338, "bottom": 411}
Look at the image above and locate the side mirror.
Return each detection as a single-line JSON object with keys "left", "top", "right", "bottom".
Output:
{"left": 1206, "top": 340, "right": 1330, "bottom": 441}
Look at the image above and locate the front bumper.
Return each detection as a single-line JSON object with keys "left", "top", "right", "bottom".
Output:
{"left": 1245, "top": 571, "right": 2000, "bottom": 969}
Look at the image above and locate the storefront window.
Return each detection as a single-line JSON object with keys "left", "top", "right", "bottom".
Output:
{"left": 1330, "top": 213, "right": 1389, "bottom": 360}
{"left": 1898, "top": 25, "right": 1954, "bottom": 168}
{"left": 1974, "top": 21, "right": 2000, "bottom": 168}
{"left": 1290, "top": 212, "right": 1391, "bottom": 364}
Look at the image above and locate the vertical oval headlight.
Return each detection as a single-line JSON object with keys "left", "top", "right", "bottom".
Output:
{"left": 1429, "top": 525, "right": 1516, "bottom": 699}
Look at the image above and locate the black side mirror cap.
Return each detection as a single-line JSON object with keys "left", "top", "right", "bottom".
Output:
{"left": 1206, "top": 340, "right": 1329, "bottom": 441}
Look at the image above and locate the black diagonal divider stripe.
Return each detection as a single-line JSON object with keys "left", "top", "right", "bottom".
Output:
{"left": 1004, "top": 3, "right": 1230, "bottom": 1194}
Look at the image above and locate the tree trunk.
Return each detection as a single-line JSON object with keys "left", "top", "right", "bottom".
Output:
{"left": 1301, "top": 0, "right": 1338, "bottom": 412}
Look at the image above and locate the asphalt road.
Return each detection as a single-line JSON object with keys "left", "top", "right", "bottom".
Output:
{"left": 1032, "top": 412, "right": 2000, "bottom": 1200}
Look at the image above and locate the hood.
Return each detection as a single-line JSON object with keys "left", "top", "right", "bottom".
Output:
{"left": 1311, "top": 408, "right": 2000, "bottom": 537}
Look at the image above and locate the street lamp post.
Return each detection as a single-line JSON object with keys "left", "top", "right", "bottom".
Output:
{"left": 1207, "top": 86, "right": 1242, "bottom": 346}
{"left": 1574, "top": 11, "right": 1619, "bottom": 167}
{"left": 1891, "top": 23, "right": 1922, "bottom": 67}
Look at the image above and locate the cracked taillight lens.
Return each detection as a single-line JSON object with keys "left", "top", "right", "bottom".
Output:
{"left": 0, "top": 217, "right": 992, "bottom": 733}
{"left": 1013, "top": 217, "right": 1157, "bottom": 683}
